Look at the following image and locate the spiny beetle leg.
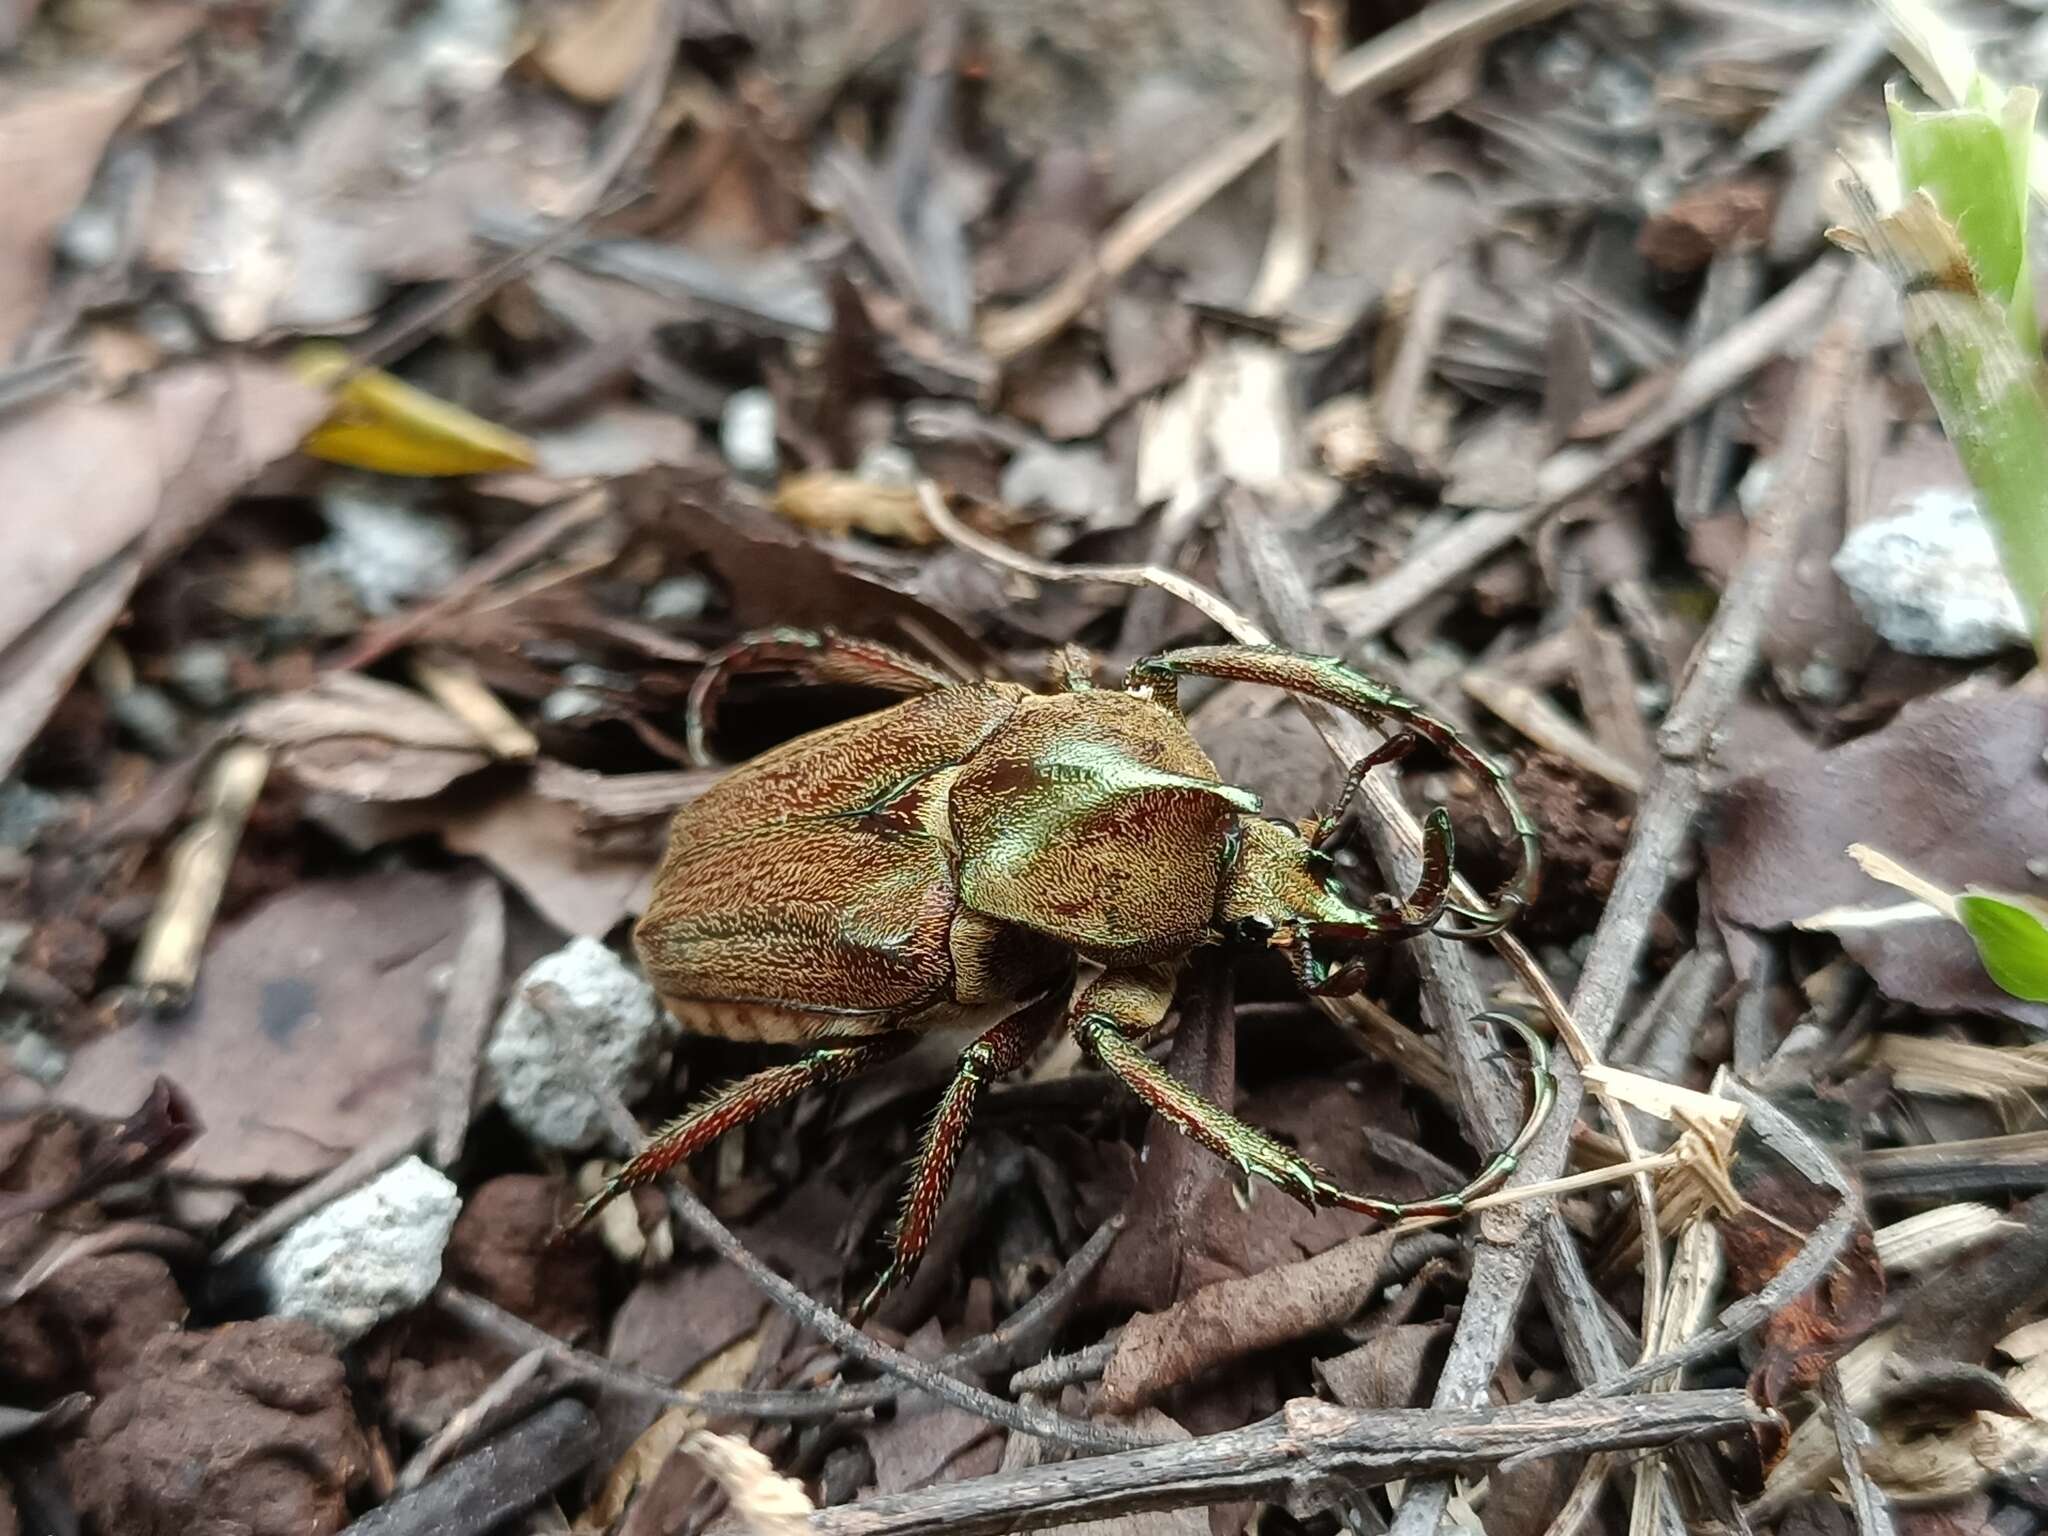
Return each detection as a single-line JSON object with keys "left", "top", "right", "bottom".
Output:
{"left": 560, "top": 1034, "right": 915, "bottom": 1239}
{"left": 1126, "top": 645, "right": 1539, "bottom": 935}
{"left": 1070, "top": 965, "right": 1336, "bottom": 1214}
{"left": 1306, "top": 732, "right": 1423, "bottom": 852}
{"left": 686, "top": 627, "right": 957, "bottom": 766}
{"left": 1323, "top": 1012, "right": 1556, "bottom": 1223}
{"left": 848, "top": 991, "right": 1066, "bottom": 1324}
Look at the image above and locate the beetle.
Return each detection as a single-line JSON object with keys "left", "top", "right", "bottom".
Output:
{"left": 568, "top": 626, "right": 1550, "bottom": 1319}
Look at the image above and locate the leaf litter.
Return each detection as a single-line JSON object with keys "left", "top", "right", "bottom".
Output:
{"left": 1, "top": 1, "right": 2047, "bottom": 1535}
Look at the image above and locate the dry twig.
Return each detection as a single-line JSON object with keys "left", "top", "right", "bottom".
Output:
{"left": 806, "top": 1391, "right": 1769, "bottom": 1536}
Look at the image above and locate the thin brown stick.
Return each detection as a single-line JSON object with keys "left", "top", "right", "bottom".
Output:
{"left": 1460, "top": 666, "right": 1645, "bottom": 794}
{"left": 1323, "top": 257, "right": 1845, "bottom": 640}
{"left": 328, "top": 488, "right": 609, "bottom": 673}
{"left": 440, "top": 1215, "right": 1127, "bottom": 1428}
{"left": 589, "top": 1089, "right": 1149, "bottom": 1453}
{"left": 407, "top": 654, "right": 537, "bottom": 761}
{"left": 131, "top": 741, "right": 272, "bottom": 1009}
{"left": 1822, "top": 1364, "right": 1899, "bottom": 1536}
{"left": 976, "top": 0, "right": 1581, "bottom": 359}
{"left": 395, "top": 1347, "right": 554, "bottom": 1493}
{"left": 1384, "top": 259, "right": 1889, "bottom": 1536}
{"left": 806, "top": 1391, "right": 1769, "bottom": 1536}
{"left": 430, "top": 878, "right": 506, "bottom": 1169}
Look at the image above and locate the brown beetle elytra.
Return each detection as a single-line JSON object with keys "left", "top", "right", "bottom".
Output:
{"left": 570, "top": 627, "right": 1549, "bottom": 1320}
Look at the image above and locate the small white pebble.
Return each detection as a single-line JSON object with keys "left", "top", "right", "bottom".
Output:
{"left": 487, "top": 937, "right": 668, "bottom": 1151}
{"left": 1834, "top": 488, "right": 2030, "bottom": 658}
{"left": 263, "top": 1157, "right": 461, "bottom": 1343}
{"left": 720, "top": 388, "right": 779, "bottom": 482}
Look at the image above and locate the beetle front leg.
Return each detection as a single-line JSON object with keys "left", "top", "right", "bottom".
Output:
{"left": 850, "top": 990, "right": 1068, "bottom": 1323}
{"left": 1070, "top": 965, "right": 1343, "bottom": 1212}
{"left": 1127, "top": 645, "right": 1538, "bottom": 936}
{"left": 688, "top": 627, "right": 959, "bottom": 765}
{"left": 562, "top": 1033, "right": 917, "bottom": 1236}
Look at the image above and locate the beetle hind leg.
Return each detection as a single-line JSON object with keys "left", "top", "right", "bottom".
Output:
{"left": 562, "top": 1033, "right": 916, "bottom": 1237}
{"left": 849, "top": 990, "right": 1067, "bottom": 1323}
{"left": 688, "top": 627, "right": 959, "bottom": 765}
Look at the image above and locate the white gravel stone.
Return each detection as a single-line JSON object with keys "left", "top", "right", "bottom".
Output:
{"left": 262, "top": 1156, "right": 460, "bottom": 1343}
{"left": 308, "top": 487, "right": 465, "bottom": 616}
{"left": 1833, "top": 487, "right": 2031, "bottom": 658}
{"left": 487, "top": 937, "right": 667, "bottom": 1151}
{"left": 720, "top": 387, "right": 779, "bottom": 481}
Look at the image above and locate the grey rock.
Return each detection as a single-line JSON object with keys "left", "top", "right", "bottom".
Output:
{"left": 262, "top": 1156, "right": 460, "bottom": 1342}
{"left": 9, "top": 1030, "right": 67, "bottom": 1086}
{"left": 169, "top": 643, "right": 239, "bottom": 709}
{"left": 643, "top": 574, "right": 713, "bottom": 625}
{"left": 854, "top": 442, "right": 919, "bottom": 488}
{"left": 540, "top": 688, "right": 604, "bottom": 724}
{"left": 306, "top": 486, "right": 465, "bottom": 616}
{"left": 1833, "top": 488, "right": 2030, "bottom": 658}
{"left": 0, "top": 782, "right": 62, "bottom": 852}
{"left": 719, "top": 388, "right": 779, "bottom": 482}
{"left": 487, "top": 937, "right": 668, "bottom": 1151}
{"left": 999, "top": 442, "right": 1121, "bottom": 527}
{"left": 108, "top": 685, "right": 187, "bottom": 758}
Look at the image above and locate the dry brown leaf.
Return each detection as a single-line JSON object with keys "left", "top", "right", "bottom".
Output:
{"left": 531, "top": 0, "right": 669, "bottom": 104}
{"left": 0, "top": 70, "right": 144, "bottom": 355}
{"left": 578, "top": 1406, "right": 696, "bottom": 1535}
{"left": 0, "top": 554, "right": 141, "bottom": 783}
{"left": 0, "top": 361, "right": 328, "bottom": 657}
{"left": 242, "top": 674, "right": 491, "bottom": 802}
{"left": 1711, "top": 681, "right": 2048, "bottom": 1029}
{"left": 773, "top": 472, "right": 937, "bottom": 545}
{"left": 56, "top": 871, "right": 465, "bottom": 1181}
{"left": 1098, "top": 1228, "right": 1399, "bottom": 1412}
{"left": 0, "top": 359, "right": 326, "bottom": 780}
{"left": 682, "top": 1430, "right": 814, "bottom": 1536}
{"left": 443, "top": 790, "right": 652, "bottom": 938}
{"left": 864, "top": 1320, "right": 1002, "bottom": 1493}
{"left": 1312, "top": 1323, "right": 1446, "bottom": 1411}
{"left": 1722, "top": 1158, "right": 1884, "bottom": 1408}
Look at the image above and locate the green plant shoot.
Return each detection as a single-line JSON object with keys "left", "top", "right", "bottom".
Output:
{"left": 1838, "top": 78, "right": 2048, "bottom": 650}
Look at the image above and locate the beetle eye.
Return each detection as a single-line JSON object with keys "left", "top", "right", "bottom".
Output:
{"left": 1235, "top": 915, "right": 1277, "bottom": 943}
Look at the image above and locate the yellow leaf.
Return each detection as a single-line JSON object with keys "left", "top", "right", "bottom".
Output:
{"left": 292, "top": 342, "right": 536, "bottom": 476}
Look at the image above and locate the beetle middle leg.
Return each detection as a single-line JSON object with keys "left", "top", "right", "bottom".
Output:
{"left": 688, "top": 626, "right": 959, "bottom": 765}
{"left": 850, "top": 988, "right": 1069, "bottom": 1322}
{"left": 563, "top": 1033, "right": 917, "bottom": 1236}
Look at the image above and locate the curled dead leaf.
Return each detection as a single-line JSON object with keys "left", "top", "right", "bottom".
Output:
{"left": 682, "top": 1430, "right": 814, "bottom": 1536}
{"left": 1721, "top": 1161, "right": 1885, "bottom": 1408}
{"left": 774, "top": 471, "right": 937, "bottom": 544}
{"left": 1098, "top": 1228, "right": 1398, "bottom": 1412}
{"left": 241, "top": 674, "right": 490, "bottom": 801}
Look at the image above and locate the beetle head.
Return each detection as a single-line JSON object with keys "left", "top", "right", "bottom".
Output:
{"left": 1217, "top": 814, "right": 1453, "bottom": 994}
